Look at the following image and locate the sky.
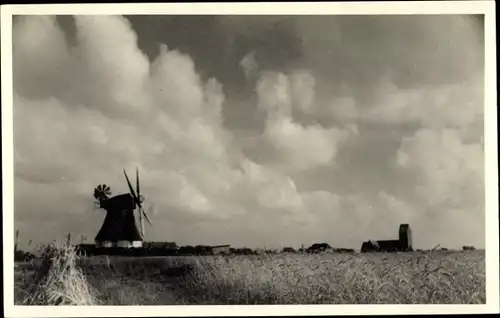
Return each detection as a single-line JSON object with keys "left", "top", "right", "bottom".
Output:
{"left": 12, "top": 15, "right": 485, "bottom": 250}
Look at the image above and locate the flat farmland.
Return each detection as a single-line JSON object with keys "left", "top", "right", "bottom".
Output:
{"left": 14, "top": 248, "right": 485, "bottom": 305}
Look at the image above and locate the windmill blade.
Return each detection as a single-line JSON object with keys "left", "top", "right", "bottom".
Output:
{"left": 123, "top": 169, "right": 138, "bottom": 203}
{"left": 136, "top": 167, "right": 142, "bottom": 208}
{"left": 103, "top": 184, "right": 111, "bottom": 195}
{"left": 141, "top": 207, "right": 153, "bottom": 226}
{"left": 133, "top": 207, "right": 144, "bottom": 238}
{"left": 137, "top": 196, "right": 144, "bottom": 237}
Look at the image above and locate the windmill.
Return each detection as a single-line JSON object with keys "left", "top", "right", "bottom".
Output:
{"left": 123, "top": 167, "right": 153, "bottom": 238}
{"left": 93, "top": 168, "right": 153, "bottom": 248}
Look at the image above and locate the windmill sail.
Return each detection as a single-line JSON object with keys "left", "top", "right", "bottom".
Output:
{"left": 124, "top": 168, "right": 153, "bottom": 239}
{"left": 123, "top": 170, "right": 138, "bottom": 202}
{"left": 142, "top": 207, "right": 153, "bottom": 225}
{"left": 136, "top": 168, "right": 144, "bottom": 237}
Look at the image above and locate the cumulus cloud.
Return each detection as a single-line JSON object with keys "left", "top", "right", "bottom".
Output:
{"left": 254, "top": 70, "right": 358, "bottom": 171}
{"left": 377, "top": 67, "right": 485, "bottom": 248}
{"left": 13, "top": 16, "right": 72, "bottom": 99}
{"left": 12, "top": 15, "right": 485, "bottom": 250}
{"left": 288, "top": 70, "right": 316, "bottom": 114}
{"left": 263, "top": 117, "right": 354, "bottom": 170}
{"left": 366, "top": 74, "right": 484, "bottom": 130}
{"left": 395, "top": 128, "right": 484, "bottom": 247}
{"left": 239, "top": 51, "right": 259, "bottom": 79}
{"left": 326, "top": 96, "right": 359, "bottom": 124}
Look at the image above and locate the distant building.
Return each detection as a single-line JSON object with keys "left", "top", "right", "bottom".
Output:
{"left": 375, "top": 240, "right": 401, "bottom": 252}
{"left": 195, "top": 245, "right": 214, "bottom": 255}
{"left": 178, "top": 245, "right": 196, "bottom": 255}
{"left": 333, "top": 248, "right": 355, "bottom": 253}
{"left": 282, "top": 247, "right": 296, "bottom": 253}
{"left": 212, "top": 245, "right": 231, "bottom": 255}
{"left": 361, "top": 240, "right": 380, "bottom": 253}
{"left": 145, "top": 241, "right": 178, "bottom": 250}
{"left": 230, "top": 247, "right": 254, "bottom": 255}
{"left": 307, "top": 243, "right": 331, "bottom": 253}
{"left": 361, "top": 224, "right": 413, "bottom": 253}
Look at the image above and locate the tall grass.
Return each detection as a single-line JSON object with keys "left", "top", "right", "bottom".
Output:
{"left": 20, "top": 240, "right": 99, "bottom": 305}
{"left": 178, "top": 251, "right": 485, "bottom": 304}
{"left": 15, "top": 247, "right": 485, "bottom": 305}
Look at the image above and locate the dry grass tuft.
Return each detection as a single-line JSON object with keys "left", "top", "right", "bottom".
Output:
{"left": 21, "top": 240, "right": 99, "bottom": 305}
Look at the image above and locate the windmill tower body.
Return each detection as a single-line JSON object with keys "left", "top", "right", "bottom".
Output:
{"left": 95, "top": 194, "right": 143, "bottom": 248}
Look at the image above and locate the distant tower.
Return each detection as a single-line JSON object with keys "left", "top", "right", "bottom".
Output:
{"left": 399, "top": 224, "right": 412, "bottom": 251}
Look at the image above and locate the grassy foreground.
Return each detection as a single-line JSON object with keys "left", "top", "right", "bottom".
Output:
{"left": 14, "top": 242, "right": 485, "bottom": 305}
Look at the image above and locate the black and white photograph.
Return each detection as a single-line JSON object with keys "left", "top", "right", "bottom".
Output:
{"left": 2, "top": 1, "right": 498, "bottom": 316}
